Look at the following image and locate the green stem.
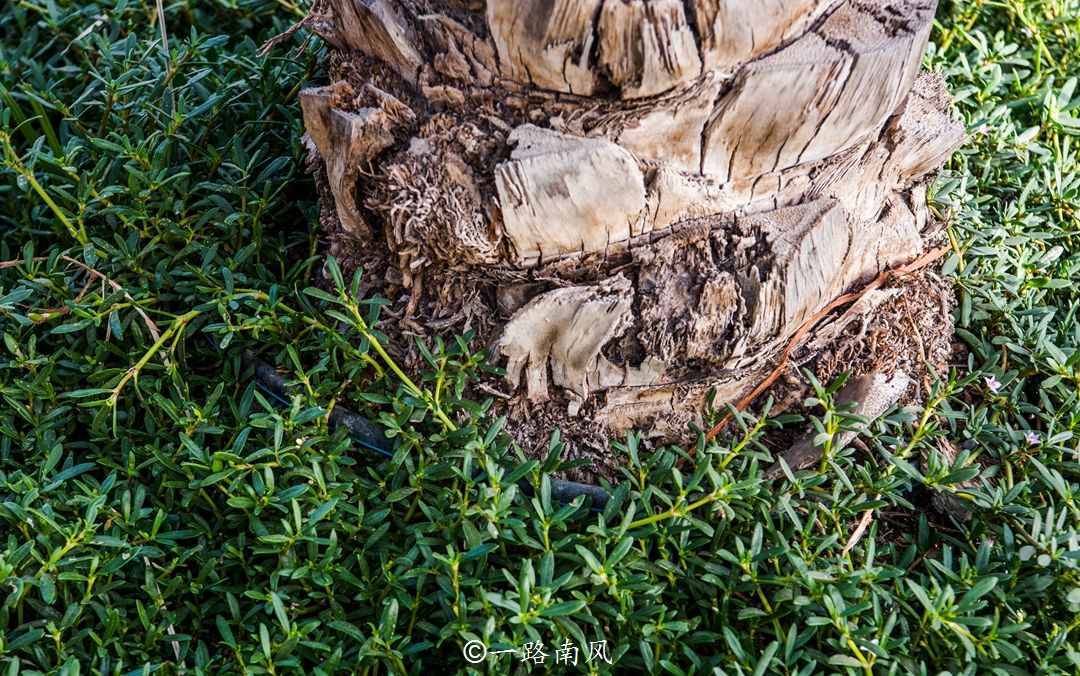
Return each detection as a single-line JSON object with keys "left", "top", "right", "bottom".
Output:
{"left": 628, "top": 415, "right": 763, "bottom": 530}
{"left": 228, "top": 288, "right": 458, "bottom": 432}
{"left": 109, "top": 310, "right": 200, "bottom": 427}
{"left": 1, "top": 131, "right": 89, "bottom": 245}
{"left": 627, "top": 491, "right": 721, "bottom": 530}
{"left": 346, "top": 302, "right": 458, "bottom": 432}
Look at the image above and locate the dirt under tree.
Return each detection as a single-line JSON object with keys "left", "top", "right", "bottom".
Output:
{"left": 293, "top": 0, "right": 965, "bottom": 468}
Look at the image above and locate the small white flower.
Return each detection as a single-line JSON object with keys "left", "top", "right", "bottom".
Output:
{"left": 985, "top": 375, "right": 1002, "bottom": 393}
{"left": 1025, "top": 431, "right": 1040, "bottom": 445}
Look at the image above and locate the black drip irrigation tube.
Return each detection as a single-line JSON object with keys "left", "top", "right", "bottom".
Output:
{"left": 240, "top": 349, "right": 612, "bottom": 511}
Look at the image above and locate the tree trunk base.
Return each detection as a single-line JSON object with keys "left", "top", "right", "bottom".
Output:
{"left": 298, "top": 0, "right": 964, "bottom": 472}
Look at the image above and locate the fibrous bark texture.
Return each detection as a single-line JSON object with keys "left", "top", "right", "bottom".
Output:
{"left": 300, "top": 0, "right": 964, "bottom": 452}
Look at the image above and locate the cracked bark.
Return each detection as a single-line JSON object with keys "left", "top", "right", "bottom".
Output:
{"left": 302, "top": 0, "right": 964, "bottom": 448}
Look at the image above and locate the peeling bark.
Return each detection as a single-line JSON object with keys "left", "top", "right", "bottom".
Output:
{"left": 303, "top": 0, "right": 964, "bottom": 449}
{"left": 300, "top": 82, "right": 415, "bottom": 238}
{"left": 495, "top": 126, "right": 646, "bottom": 264}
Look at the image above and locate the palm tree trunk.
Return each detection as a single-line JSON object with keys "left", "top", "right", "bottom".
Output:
{"left": 300, "top": 0, "right": 963, "bottom": 444}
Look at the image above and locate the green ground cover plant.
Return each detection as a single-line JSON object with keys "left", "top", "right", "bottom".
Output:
{"left": 1, "top": 0, "right": 1079, "bottom": 672}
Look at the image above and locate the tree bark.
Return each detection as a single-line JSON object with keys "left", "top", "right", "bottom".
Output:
{"left": 300, "top": 0, "right": 963, "bottom": 448}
